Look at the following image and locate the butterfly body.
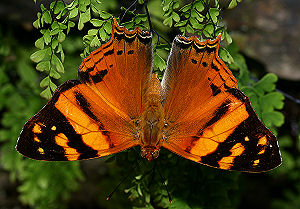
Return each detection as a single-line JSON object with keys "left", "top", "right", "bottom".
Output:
{"left": 16, "top": 19, "right": 281, "bottom": 172}
{"left": 140, "top": 73, "right": 164, "bottom": 161}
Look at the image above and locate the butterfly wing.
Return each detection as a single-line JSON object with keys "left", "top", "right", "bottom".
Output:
{"left": 161, "top": 35, "right": 281, "bottom": 172}
{"left": 78, "top": 19, "right": 153, "bottom": 117}
{"left": 16, "top": 20, "right": 153, "bottom": 161}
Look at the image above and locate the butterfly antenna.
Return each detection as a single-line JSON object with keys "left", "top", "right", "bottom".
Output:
{"left": 156, "top": 159, "right": 172, "bottom": 204}
{"left": 106, "top": 158, "right": 139, "bottom": 200}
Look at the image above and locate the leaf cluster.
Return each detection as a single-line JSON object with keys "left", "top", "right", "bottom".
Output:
{"left": 162, "top": 0, "right": 232, "bottom": 44}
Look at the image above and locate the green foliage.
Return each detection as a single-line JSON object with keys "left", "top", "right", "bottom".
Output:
{"left": 162, "top": 0, "right": 232, "bottom": 44}
{"left": 0, "top": 30, "right": 83, "bottom": 208}
{"left": 0, "top": 0, "right": 290, "bottom": 208}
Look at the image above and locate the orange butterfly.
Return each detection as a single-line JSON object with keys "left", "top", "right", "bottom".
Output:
{"left": 16, "top": 19, "right": 281, "bottom": 172}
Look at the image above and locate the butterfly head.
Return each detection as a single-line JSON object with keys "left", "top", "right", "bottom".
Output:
{"left": 140, "top": 146, "right": 160, "bottom": 161}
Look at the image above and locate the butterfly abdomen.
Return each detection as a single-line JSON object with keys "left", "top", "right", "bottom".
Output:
{"left": 140, "top": 74, "right": 164, "bottom": 161}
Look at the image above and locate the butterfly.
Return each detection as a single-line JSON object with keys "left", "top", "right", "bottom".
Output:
{"left": 16, "top": 19, "right": 281, "bottom": 172}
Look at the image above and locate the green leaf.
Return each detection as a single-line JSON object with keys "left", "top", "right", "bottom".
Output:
{"left": 174, "top": 20, "right": 188, "bottom": 27}
{"left": 99, "top": 27, "right": 107, "bottom": 41}
{"left": 219, "top": 48, "right": 234, "bottom": 64}
{"left": 262, "top": 111, "right": 284, "bottom": 127}
{"left": 40, "top": 76, "right": 50, "bottom": 88}
{"left": 186, "top": 24, "right": 194, "bottom": 34}
{"left": 30, "top": 48, "right": 48, "bottom": 63}
{"left": 190, "top": 9, "right": 205, "bottom": 23}
{"left": 50, "top": 28, "right": 60, "bottom": 36}
{"left": 80, "top": 8, "right": 91, "bottom": 23}
{"left": 162, "top": 0, "right": 172, "bottom": 11}
{"left": 180, "top": 4, "right": 192, "bottom": 12}
{"left": 154, "top": 53, "right": 166, "bottom": 71}
{"left": 49, "top": 68, "right": 61, "bottom": 79}
{"left": 88, "top": 29, "right": 98, "bottom": 35}
{"left": 67, "top": 21, "right": 75, "bottom": 33}
{"left": 49, "top": 80, "right": 57, "bottom": 92}
{"left": 40, "top": 86, "right": 52, "bottom": 100}
{"left": 36, "top": 61, "right": 51, "bottom": 72}
{"left": 189, "top": 17, "right": 203, "bottom": 29}
{"left": 171, "top": 12, "right": 180, "bottom": 22}
{"left": 207, "top": 8, "right": 219, "bottom": 24}
{"left": 103, "top": 21, "right": 112, "bottom": 34}
{"left": 170, "top": 198, "right": 192, "bottom": 209}
{"left": 53, "top": 1, "right": 65, "bottom": 15}
{"left": 228, "top": 0, "right": 242, "bottom": 9}
{"left": 193, "top": 0, "right": 205, "bottom": 12}
{"left": 51, "top": 39, "right": 59, "bottom": 50}
{"left": 90, "top": 19, "right": 104, "bottom": 27}
{"left": 43, "top": 10, "right": 52, "bottom": 24}
{"left": 253, "top": 73, "right": 278, "bottom": 95}
{"left": 69, "top": 7, "right": 79, "bottom": 19}
{"left": 163, "top": 16, "right": 173, "bottom": 27}
{"left": 52, "top": 54, "right": 64, "bottom": 73}
{"left": 99, "top": 11, "right": 112, "bottom": 19}
{"left": 203, "top": 23, "right": 214, "bottom": 37}
{"left": 35, "top": 37, "right": 45, "bottom": 49}
{"left": 259, "top": 92, "right": 285, "bottom": 112}
{"left": 58, "top": 31, "right": 66, "bottom": 42}
{"left": 78, "top": 18, "right": 84, "bottom": 30}
{"left": 90, "top": 36, "right": 101, "bottom": 47}
{"left": 33, "top": 19, "right": 40, "bottom": 29}
{"left": 78, "top": 8, "right": 91, "bottom": 30}
{"left": 224, "top": 31, "right": 232, "bottom": 44}
{"left": 173, "top": 1, "right": 179, "bottom": 9}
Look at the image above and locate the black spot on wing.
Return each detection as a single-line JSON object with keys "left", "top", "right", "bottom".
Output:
{"left": 191, "top": 59, "right": 197, "bottom": 64}
{"left": 211, "top": 63, "right": 220, "bottom": 71}
{"left": 128, "top": 50, "right": 134, "bottom": 55}
{"left": 91, "top": 69, "right": 108, "bottom": 83}
{"left": 74, "top": 91, "right": 99, "bottom": 122}
{"left": 104, "top": 48, "right": 114, "bottom": 56}
{"left": 205, "top": 46, "right": 217, "bottom": 53}
{"left": 204, "top": 99, "right": 231, "bottom": 129}
{"left": 202, "top": 62, "right": 208, "bottom": 67}
{"left": 117, "top": 50, "right": 123, "bottom": 55}
{"left": 210, "top": 83, "right": 221, "bottom": 96}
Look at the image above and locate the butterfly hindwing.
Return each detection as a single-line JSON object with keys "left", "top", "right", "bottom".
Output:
{"left": 162, "top": 35, "right": 281, "bottom": 172}
{"left": 16, "top": 80, "right": 139, "bottom": 161}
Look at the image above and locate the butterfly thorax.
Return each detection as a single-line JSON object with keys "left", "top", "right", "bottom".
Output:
{"left": 140, "top": 74, "right": 164, "bottom": 161}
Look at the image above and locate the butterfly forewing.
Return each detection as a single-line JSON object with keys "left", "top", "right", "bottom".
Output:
{"left": 16, "top": 20, "right": 153, "bottom": 161}
{"left": 78, "top": 19, "right": 153, "bottom": 118}
{"left": 161, "top": 35, "right": 281, "bottom": 172}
